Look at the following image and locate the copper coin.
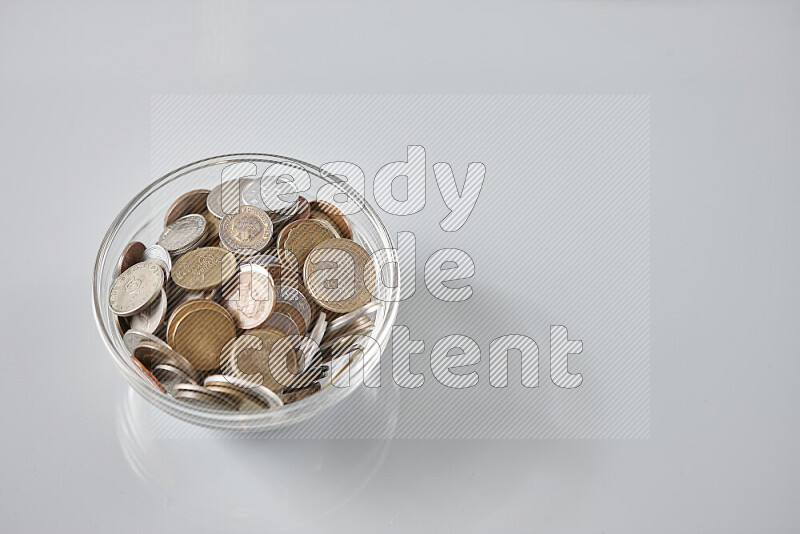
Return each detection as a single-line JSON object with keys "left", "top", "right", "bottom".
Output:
{"left": 117, "top": 241, "right": 146, "bottom": 276}
{"left": 310, "top": 200, "right": 352, "bottom": 239}
{"left": 164, "top": 189, "right": 210, "bottom": 227}
{"left": 131, "top": 356, "right": 168, "bottom": 393}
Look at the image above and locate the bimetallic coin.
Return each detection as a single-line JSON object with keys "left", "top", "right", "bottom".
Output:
{"left": 172, "top": 384, "right": 238, "bottom": 411}
{"left": 171, "top": 246, "right": 236, "bottom": 291}
{"left": 280, "top": 383, "right": 321, "bottom": 404}
{"left": 204, "top": 374, "right": 284, "bottom": 411}
{"left": 303, "top": 238, "right": 376, "bottom": 314}
{"left": 130, "top": 287, "right": 168, "bottom": 334}
{"left": 164, "top": 189, "right": 210, "bottom": 227}
{"left": 117, "top": 241, "right": 146, "bottom": 276}
{"left": 278, "top": 218, "right": 339, "bottom": 268}
{"left": 221, "top": 264, "right": 276, "bottom": 330}
{"left": 142, "top": 244, "right": 172, "bottom": 277}
{"left": 310, "top": 200, "right": 352, "bottom": 239}
{"left": 123, "top": 329, "right": 170, "bottom": 354}
{"left": 131, "top": 356, "right": 167, "bottom": 393}
{"left": 220, "top": 329, "right": 299, "bottom": 392}
{"left": 133, "top": 340, "right": 197, "bottom": 378}
{"left": 109, "top": 261, "right": 165, "bottom": 317}
{"left": 158, "top": 213, "right": 207, "bottom": 254}
{"left": 151, "top": 363, "right": 198, "bottom": 394}
{"left": 219, "top": 205, "right": 273, "bottom": 255}
{"left": 206, "top": 178, "right": 257, "bottom": 218}
{"left": 171, "top": 300, "right": 237, "bottom": 371}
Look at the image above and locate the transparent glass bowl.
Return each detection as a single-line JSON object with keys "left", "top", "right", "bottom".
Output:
{"left": 93, "top": 154, "right": 399, "bottom": 431}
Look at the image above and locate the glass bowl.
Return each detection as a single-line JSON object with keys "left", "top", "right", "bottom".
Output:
{"left": 93, "top": 154, "right": 399, "bottom": 431}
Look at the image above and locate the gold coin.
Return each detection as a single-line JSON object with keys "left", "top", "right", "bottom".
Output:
{"left": 201, "top": 210, "right": 220, "bottom": 243}
{"left": 303, "top": 238, "right": 376, "bottom": 314}
{"left": 219, "top": 205, "right": 273, "bottom": 255}
{"left": 310, "top": 200, "right": 352, "bottom": 239}
{"left": 278, "top": 218, "right": 339, "bottom": 268}
{"left": 171, "top": 301, "right": 236, "bottom": 371}
{"left": 171, "top": 246, "right": 236, "bottom": 291}
{"left": 167, "top": 298, "right": 227, "bottom": 347}
{"left": 220, "top": 328, "right": 299, "bottom": 391}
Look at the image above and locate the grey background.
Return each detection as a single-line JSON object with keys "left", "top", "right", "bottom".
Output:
{"left": 149, "top": 94, "right": 650, "bottom": 439}
{"left": 1, "top": 1, "right": 798, "bottom": 532}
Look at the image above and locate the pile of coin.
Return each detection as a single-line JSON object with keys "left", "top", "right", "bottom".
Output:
{"left": 109, "top": 180, "right": 379, "bottom": 412}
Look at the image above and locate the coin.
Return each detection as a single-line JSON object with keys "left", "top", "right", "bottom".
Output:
{"left": 303, "top": 238, "right": 376, "bottom": 314}
{"left": 220, "top": 264, "right": 276, "bottom": 329}
{"left": 260, "top": 311, "right": 301, "bottom": 338}
{"left": 164, "top": 189, "right": 211, "bottom": 227}
{"left": 109, "top": 261, "right": 165, "bottom": 317}
{"left": 158, "top": 213, "right": 207, "bottom": 254}
{"left": 151, "top": 363, "right": 198, "bottom": 394}
{"left": 220, "top": 329, "right": 299, "bottom": 391}
{"left": 131, "top": 356, "right": 167, "bottom": 393}
{"left": 133, "top": 339, "right": 197, "bottom": 378}
{"left": 117, "top": 241, "right": 146, "bottom": 275}
{"left": 203, "top": 374, "right": 284, "bottom": 410}
{"left": 278, "top": 218, "right": 339, "bottom": 268}
{"left": 275, "top": 284, "right": 312, "bottom": 328}
{"left": 273, "top": 301, "right": 307, "bottom": 336}
{"left": 326, "top": 301, "right": 379, "bottom": 333}
{"left": 242, "top": 176, "right": 300, "bottom": 220}
{"left": 219, "top": 205, "right": 273, "bottom": 255}
{"left": 200, "top": 210, "right": 219, "bottom": 244}
{"left": 310, "top": 200, "right": 352, "bottom": 239}
{"left": 142, "top": 244, "right": 172, "bottom": 277}
{"left": 171, "top": 300, "right": 237, "bottom": 371}
{"left": 172, "top": 383, "right": 239, "bottom": 411}
{"left": 167, "top": 298, "right": 228, "bottom": 347}
{"left": 206, "top": 178, "right": 257, "bottom": 218}
{"left": 130, "top": 287, "right": 168, "bottom": 334}
{"left": 321, "top": 315, "right": 374, "bottom": 346}
{"left": 280, "top": 383, "right": 321, "bottom": 404}
{"left": 171, "top": 246, "right": 236, "bottom": 291}
{"left": 123, "top": 328, "right": 170, "bottom": 354}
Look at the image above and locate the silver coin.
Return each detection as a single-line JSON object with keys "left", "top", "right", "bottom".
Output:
{"left": 158, "top": 214, "right": 207, "bottom": 254}
{"left": 142, "top": 245, "right": 172, "bottom": 277}
{"left": 123, "top": 328, "right": 170, "bottom": 354}
{"left": 151, "top": 363, "right": 198, "bottom": 394}
{"left": 260, "top": 311, "right": 300, "bottom": 338}
{"left": 242, "top": 176, "right": 299, "bottom": 214}
{"left": 326, "top": 301, "right": 379, "bottom": 333}
{"left": 130, "top": 288, "right": 168, "bottom": 334}
{"left": 275, "top": 285, "right": 312, "bottom": 326}
{"left": 172, "top": 383, "right": 239, "bottom": 411}
{"left": 206, "top": 178, "right": 258, "bottom": 218}
{"left": 296, "top": 313, "right": 327, "bottom": 372}
{"left": 203, "top": 374, "right": 284, "bottom": 410}
{"left": 109, "top": 261, "right": 164, "bottom": 316}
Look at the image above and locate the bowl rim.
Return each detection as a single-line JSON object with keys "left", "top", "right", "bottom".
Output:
{"left": 92, "top": 153, "right": 399, "bottom": 430}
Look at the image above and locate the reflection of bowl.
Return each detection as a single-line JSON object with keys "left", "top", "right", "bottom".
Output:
{"left": 93, "top": 154, "right": 399, "bottom": 431}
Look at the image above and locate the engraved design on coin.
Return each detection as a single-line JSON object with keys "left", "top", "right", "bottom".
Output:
{"left": 303, "top": 238, "right": 376, "bottom": 313}
{"left": 221, "top": 264, "right": 276, "bottom": 330}
{"left": 109, "top": 261, "right": 164, "bottom": 317}
{"left": 158, "top": 213, "right": 207, "bottom": 253}
{"left": 219, "top": 205, "right": 273, "bottom": 255}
